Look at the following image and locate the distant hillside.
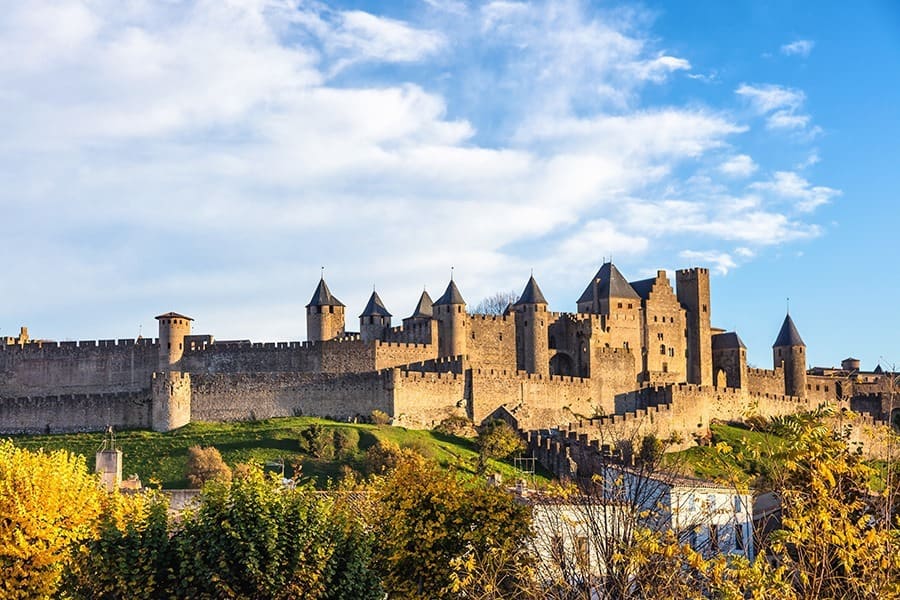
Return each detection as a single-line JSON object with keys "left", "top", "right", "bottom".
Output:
{"left": 6, "top": 417, "right": 549, "bottom": 489}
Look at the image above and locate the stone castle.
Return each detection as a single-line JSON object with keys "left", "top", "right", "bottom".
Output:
{"left": 1, "top": 263, "right": 895, "bottom": 450}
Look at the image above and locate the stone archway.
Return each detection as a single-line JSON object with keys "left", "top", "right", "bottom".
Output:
{"left": 550, "top": 352, "right": 576, "bottom": 377}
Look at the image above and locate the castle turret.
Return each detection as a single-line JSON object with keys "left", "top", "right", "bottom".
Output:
{"left": 773, "top": 313, "right": 807, "bottom": 398}
{"left": 514, "top": 275, "right": 549, "bottom": 376}
{"left": 401, "top": 290, "right": 436, "bottom": 345}
{"left": 359, "top": 290, "right": 392, "bottom": 342}
{"left": 155, "top": 312, "right": 193, "bottom": 371}
{"left": 306, "top": 277, "right": 345, "bottom": 342}
{"left": 676, "top": 268, "right": 713, "bottom": 386}
{"left": 433, "top": 279, "right": 467, "bottom": 358}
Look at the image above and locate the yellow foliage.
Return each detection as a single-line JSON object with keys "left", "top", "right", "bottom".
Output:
{"left": 0, "top": 440, "right": 104, "bottom": 599}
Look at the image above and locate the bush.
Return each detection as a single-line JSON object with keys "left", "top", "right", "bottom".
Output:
{"left": 434, "top": 415, "right": 475, "bottom": 437}
{"left": 363, "top": 440, "right": 423, "bottom": 476}
{"left": 185, "top": 445, "right": 232, "bottom": 488}
{"left": 334, "top": 428, "right": 361, "bottom": 457}
{"left": 300, "top": 424, "right": 335, "bottom": 459}
{"left": 475, "top": 420, "right": 525, "bottom": 474}
{"left": 370, "top": 410, "right": 391, "bottom": 425}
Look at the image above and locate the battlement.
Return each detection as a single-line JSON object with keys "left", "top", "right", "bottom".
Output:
{"left": 152, "top": 371, "right": 191, "bottom": 383}
{"left": 675, "top": 267, "right": 709, "bottom": 278}
{"left": 470, "top": 313, "right": 512, "bottom": 323}
{"left": 396, "top": 369, "right": 461, "bottom": 383}
{"left": 0, "top": 390, "right": 148, "bottom": 404}
{"left": 403, "top": 355, "right": 465, "bottom": 373}
{"left": 0, "top": 337, "right": 158, "bottom": 352}
{"left": 375, "top": 340, "right": 431, "bottom": 350}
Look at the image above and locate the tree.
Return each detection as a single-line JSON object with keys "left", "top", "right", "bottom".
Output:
{"left": 469, "top": 290, "right": 519, "bottom": 315}
{"left": 185, "top": 445, "right": 232, "bottom": 488}
{"left": 761, "top": 410, "right": 900, "bottom": 599}
{"left": 476, "top": 419, "right": 525, "bottom": 474}
{"left": 171, "top": 466, "right": 382, "bottom": 600}
{"left": 62, "top": 490, "right": 172, "bottom": 600}
{"left": 0, "top": 440, "right": 104, "bottom": 599}
{"left": 370, "top": 453, "right": 532, "bottom": 598}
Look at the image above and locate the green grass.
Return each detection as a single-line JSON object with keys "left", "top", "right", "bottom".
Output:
{"left": 5, "top": 417, "right": 550, "bottom": 489}
{"left": 668, "top": 422, "right": 790, "bottom": 486}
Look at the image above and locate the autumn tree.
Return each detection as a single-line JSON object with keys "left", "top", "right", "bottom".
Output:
{"left": 0, "top": 440, "right": 104, "bottom": 599}
{"left": 185, "top": 444, "right": 232, "bottom": 488}
{"left": 476, "top": 419, "right": 525, "bottom": 474}
{"left": 370, "top": 452, "right": 532, "bottom": 598}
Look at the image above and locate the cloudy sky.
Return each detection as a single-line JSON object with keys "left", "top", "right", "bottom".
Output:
{"left": 1, "top": 0, "right": 898, "bottom": 369}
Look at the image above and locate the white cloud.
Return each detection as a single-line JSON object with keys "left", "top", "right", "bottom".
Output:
{"left": 0, "top": 0, "right": 836, "bottom": 338}
{"left": 718, "top": 154, "right": 758, "bottom": 177}
{"left": 736, "top": 83, "right": 812, "bottom": 131}
{"left": 781, "top": 39, "right": 814, "bottom": 58}
{"left": 679, "top": 250, "right": 737, "bottom": 275}
{"left": 751, "top": 171, "right": 841, "bottom": 212}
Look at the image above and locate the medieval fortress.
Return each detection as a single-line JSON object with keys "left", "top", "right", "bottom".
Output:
{"left": 1, "top": 263, "right": 895, "bottom": 452}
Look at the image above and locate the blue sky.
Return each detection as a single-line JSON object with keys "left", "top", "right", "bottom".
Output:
{"left": 1, "top": 0, "right": 897, "bottom": 369}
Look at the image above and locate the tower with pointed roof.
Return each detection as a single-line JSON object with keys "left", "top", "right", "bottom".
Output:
{"left": 433, "top": 279, "right": 467, "bottom": 358}
{"left": 306, "top": 277, "right": 346, "bottom": 342}
{"left": 676, "top": 267, "right": 713, "bottom": 386}
{"left": 773, "top": 313, "right": 807, "bottom": 398}
{"left": 401, "top": 290, "right": 437, "bottom": 345}
{"left": 359, "top": 290, "right": 392, "bottom": 342}
{"left": 514, "top": 275, "right": 549, "bottom": 376}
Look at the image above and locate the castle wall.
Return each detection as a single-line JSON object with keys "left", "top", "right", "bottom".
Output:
{"left": 745, "top": 367, "right": 786, "bottom": 396}
{"left": 0, "top": 390, "right": 152, "bottom": 434}
{"left": 373, "top": 341, "right": 438, "bottom": 371}
{"left": 592, "top": 347, "right": 637, "bottom": 414}
{"left": 181, "top": 342, "right": 318, "bottom": 374}
{"left": 0, "top": 340, "right": 157, "bottom": 397}
{"left": 469, "top": 369, "right": 595, "bottom": 430}
{"left": 190, "top": 371, "right": 394, "bottom": 422}
{"left": 392, "top": 370, "right": 467, "bottom": 429}
{"left": 640, "top": 273, "right": 688, "bottom": 381}
{"left": 468, "top": 315, "right": 516, "bottom": 370}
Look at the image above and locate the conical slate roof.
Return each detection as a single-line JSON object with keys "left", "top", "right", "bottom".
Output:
{"left": 773, "top": 314, "right": 805, "bottom": 347}
{"left": 874, "top": 364, "right": 884, "bottom": 374}
{"left": 306, "top": 278, "right": 345, "bottom": 308}
{"left": 515, "top": 275, "right": 548, "bottom": 305}
{"left": 410, "top": 290, "right": 433, "bottom": 319}
{"left": 433, "top": 280, "right": 466, "bottom": 306}
{"left": 359, "top": 291, "right": 391, "bottom": 318}
{"left": 155, "top": 312, "right": 193, "bottom": 321}
{"left": 577, "top": 263, "right": 640, "bottom": 304}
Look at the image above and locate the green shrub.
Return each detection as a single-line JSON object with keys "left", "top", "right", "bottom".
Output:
{"left": 300, "top": 424, "right": 335, "bottom": 459}
{"left": 334, "top": 428, "right": 361, "bottom": 457}
{"left": 370, "top": 410, "right": 391, "bottom": 425}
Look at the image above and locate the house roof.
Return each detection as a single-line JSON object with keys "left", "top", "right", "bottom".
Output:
{"left": 577, "top": 263, "right": 640, "bottom": 305}
{"left": 772, "top": 314, "right": 805, "bottom": 347}
{"left": 433, "top": 280, "right": 466, "bottom": 306}
{"left": 409, "top": 290, "right": 433, "bottom": 319}
{"left": 306, "top": 278, "right": 345, "bottom": 308}
{"left": 155, "top": 312, "right": 193, "bottom": 321}
{"left": 515, "top": 275, "right": 548, "bottom": 305}
{"left": 712, "top": 331, "right": 746, "bottom": 350}
{"left": 359, "top": 291, "right": 391, "bottom": 318}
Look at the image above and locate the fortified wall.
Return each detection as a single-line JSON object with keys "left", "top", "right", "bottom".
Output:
{"left": 2, "top": 263, "right": 882, "bottom": 448}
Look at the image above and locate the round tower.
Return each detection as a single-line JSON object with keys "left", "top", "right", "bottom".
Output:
{"left": 306, "top": 277, "right": 346, "bottom": 342}
{"left": 772, "top": 313, "right": 807, "bottom": 398}
{"left": 433, "top": 279, "right": 467, "bottom": 358}
{"left": 359, "top": 290, "right": 392, "bottom": 342}
{"left": 155, "top": 312, "right": 193, "bottom": 371}
{"left": 514, "top": 275, "right": 549, "bottom": 376}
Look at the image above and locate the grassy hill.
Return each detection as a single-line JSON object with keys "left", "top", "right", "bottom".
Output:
{"left": 6, "top": 417, "right": 550, "bottom": 489}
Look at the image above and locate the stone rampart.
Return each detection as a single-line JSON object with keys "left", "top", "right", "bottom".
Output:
{"left": 181, "top": 342, "right": 317, "bottom": 374}
{"left": 190, "top": 370, "right": 394, "bottom": 423}
{"left": 373, "top": 340, "right": 437, "bottom": 370}
{"left": 467, "top": 315, "right": 516, "bottom": 370}
{"left": 393, "top": 369, "right": 467, "bottom": 429}
{"left": 0, "top": 339, "right": 158, "bottom": 396}
{"left": 0, "top": 390, "right": 151, "bottom": 434}
{"left": 746, "top": 367, "right": 785, "bottom": 396}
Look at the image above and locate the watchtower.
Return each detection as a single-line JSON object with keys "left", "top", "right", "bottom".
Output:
{"left": 306, "top": 277, "right": 346, "bottom": 342}
{"left": 773, "top": 313, "right": 807, "bottom": 398}
{"left": 676, "top": 268, "right": 713, "bottom": 386}
{"left": 514, "top": 275, "right": 549, "bottom": 376}
{"left": 360, "top": 290, "right": 392, "bottom": 342}
{"left": 433, "top": 279, "right": 467, "bottom": 358}
{"left": 155, "top": 312, "right": 193, "bottom": 371}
